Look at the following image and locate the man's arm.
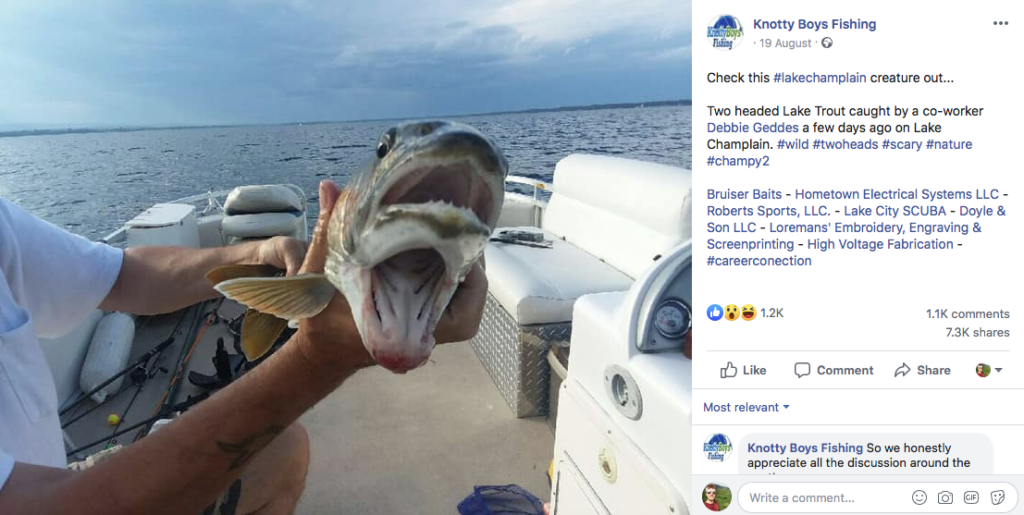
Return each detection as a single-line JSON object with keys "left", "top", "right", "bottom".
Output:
{"left": 0, "top": 182, "right": 369, "bottom": 514}
{"left": 99, "top": 236, "right": 307, "bottom": 315}
{"left": 0, "top": 180, "right": 486, "bottom": 514}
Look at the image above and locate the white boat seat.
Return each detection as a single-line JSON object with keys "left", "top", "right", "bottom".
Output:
{"left": 221, "top": 212, "right": 302, "bottom": 239}
{"left": 220, "top": 184, "right": 307, "bottom": 242}
{"left": 485, "top": 228, "right": 632, "bottom": 325}
{"left": 471, "top": 155, "right": 690, "bottom": 417}
{"left": 541, "top": 154, "right": 692, "bottom": 279}
{"left": 224, "top": 184, "right": 304, "bottom": 215}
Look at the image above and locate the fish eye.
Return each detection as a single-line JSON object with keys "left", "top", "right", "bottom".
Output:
{"left": 376, "top": 141, "right": 389, "bottom": 159}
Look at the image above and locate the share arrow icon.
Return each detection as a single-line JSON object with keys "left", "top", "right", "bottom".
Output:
{"left": 894, "top": 362, "right": 911, "bottom": 377}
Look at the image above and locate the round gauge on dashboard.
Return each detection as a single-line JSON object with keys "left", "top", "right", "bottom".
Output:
{"left": 654, "top": 299, "right": 691, "bottom": 339}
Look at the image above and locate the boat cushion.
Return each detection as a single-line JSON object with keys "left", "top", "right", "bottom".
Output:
{"left": 542, "top": 154, "right": 691, "bottom": 279}
{"left": 224, "top": 184, "right": 304, "bottom": 215}
{"left": 485, "top": 228, "right": 632, "bottom": 325}
{"left": 221, "top": 212, "right": 301, "bottom": 239}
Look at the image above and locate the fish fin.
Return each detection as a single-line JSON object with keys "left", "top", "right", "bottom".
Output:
{"left": 215, "top": 273, "right": 335, "bottom": 320}
{"left": 240, "top": 309, "right": 288, "bottom": 361}
{"left": 206, "top": 264, "right": 282, "bottom": 285}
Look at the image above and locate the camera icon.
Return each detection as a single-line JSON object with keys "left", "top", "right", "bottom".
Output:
{"left": 938, "top": 491, "right": 953, "bottom": 504}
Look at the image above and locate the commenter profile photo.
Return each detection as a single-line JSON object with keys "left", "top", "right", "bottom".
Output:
{"left": 977, "top": 363, "right": 991, "bottom": 377}
{"left": 704, "top": 483, "right": 732, "bottom": 511}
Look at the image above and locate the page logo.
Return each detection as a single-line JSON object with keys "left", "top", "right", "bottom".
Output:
{"left": 704, "top": 433, "right": 734, "bottom": 461}
{"left": 708, "top": 15, "right": 744, "bottom": 50}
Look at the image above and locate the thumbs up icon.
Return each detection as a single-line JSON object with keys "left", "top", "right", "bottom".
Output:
{"left": 707, "top": 304, "right": 724, "bottom": 321}
{"left": 721, "top": 362, "right": 738, "bottom": 379}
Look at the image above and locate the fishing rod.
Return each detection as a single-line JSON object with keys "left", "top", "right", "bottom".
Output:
{"left": 58, "top": 333, "right": 176, "bottom": 418}
{"left": 132, "top": 299, "right": 215, "bottom": 442}
{"left": 61, "top": 324, "right": 177, "bottom": 429}
{"left": 102, "top": 340, "right": 175, "bottom": 445}
{"left": 66, "top": 392, "right": 209, "bottom": 458}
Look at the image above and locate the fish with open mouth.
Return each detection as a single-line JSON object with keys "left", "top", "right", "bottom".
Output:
{"left": 207, "top": 120, "right": 507, "bottom": 372}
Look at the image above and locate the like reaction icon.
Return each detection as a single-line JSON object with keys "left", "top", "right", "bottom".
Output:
{"left": 708, "top": 304, "right": 724, "bottom": 321}
{"left": 721, "top": 362, "right": 738, "bottom": 379}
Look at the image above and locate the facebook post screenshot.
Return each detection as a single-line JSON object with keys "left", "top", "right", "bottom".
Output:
{"left": 0, "top": 2, "right": 692, "bottom": 515}
{"left": 694, "top": 2, "right": 1020, "bottom": 514}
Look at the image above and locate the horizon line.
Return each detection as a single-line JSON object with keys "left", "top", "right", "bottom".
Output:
{"left": 0, "top": 98, "right": 692, "bottom": 139}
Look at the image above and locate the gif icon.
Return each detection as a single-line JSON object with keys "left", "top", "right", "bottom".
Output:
{"left": 964, "top": 491, "right": 979, "bottom": 504}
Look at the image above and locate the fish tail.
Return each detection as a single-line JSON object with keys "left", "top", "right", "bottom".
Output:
{"left": 214, "top": 273, "right": 335, "bottom": 321}
{"left": 240, "top": 309, "right": 289, "bottom": 361}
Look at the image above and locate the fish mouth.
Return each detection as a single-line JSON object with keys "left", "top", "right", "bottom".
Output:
{"left": 362, "top": 248, "right": 453, "bottom": 373}
{"left": 380, "top": 161, "right": 494, "bottom": 224}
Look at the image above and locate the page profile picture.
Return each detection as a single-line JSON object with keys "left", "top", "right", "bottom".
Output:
{"left": 707, "top": 16, "right": 744, "bottom": 51}
{"left": 704, "top": 433, "right": 733, "bottom": 462}
{"left": 976, "top": 363, "right": 991, "bottom": 377}
{"left": 703, "top": 483, "right": 732, "bottom": 511}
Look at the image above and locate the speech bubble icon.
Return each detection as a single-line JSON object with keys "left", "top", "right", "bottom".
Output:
{"left": 795, "top": 362, "right": 811, "bottom": 378}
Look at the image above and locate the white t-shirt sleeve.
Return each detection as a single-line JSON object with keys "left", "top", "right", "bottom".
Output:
{"left": 0, "top": 197, "right": 123, "bottom": 337}
{"left": 0, "top": 447, "right": 13, "bottom": 492}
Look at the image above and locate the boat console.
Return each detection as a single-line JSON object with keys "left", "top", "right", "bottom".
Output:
{"left": 550, "top": 241, "right": 692, "bottom": 514}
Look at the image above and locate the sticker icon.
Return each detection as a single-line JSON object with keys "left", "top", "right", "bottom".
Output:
{"left": 707, "top": 304, "right": 724, "bottom": 321}
{"left": 992, "top": 490, "right": 1005, "bottom": 505}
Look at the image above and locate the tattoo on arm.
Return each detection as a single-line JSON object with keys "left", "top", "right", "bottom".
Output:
{"left": 215, "top": 425, "right": 284, "bottom": 471}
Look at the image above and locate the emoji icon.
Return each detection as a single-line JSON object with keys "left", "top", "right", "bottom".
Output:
{"left": 741, "top": 304, "right": 756, "bottom": 321}
{"left": 707, "top": 304, "right": 724, "bottom": 321}
{"left": 912, "top": 490, "right": 927, "bottom": 505}
{"left": 724, "top": 304, "right": 739, "bottom": 321}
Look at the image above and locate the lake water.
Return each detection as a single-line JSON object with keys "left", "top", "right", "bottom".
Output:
{"left": 0, "top": 105, "right": 691, "bottom": 240}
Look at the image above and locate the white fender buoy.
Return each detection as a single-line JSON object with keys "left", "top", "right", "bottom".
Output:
{"left": 79, "top": 312, "right": 136, "bottom": 404}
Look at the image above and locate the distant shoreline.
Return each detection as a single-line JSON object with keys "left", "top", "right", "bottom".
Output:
{"left": 0, "top": 99, "right": 691, "bottom": 139}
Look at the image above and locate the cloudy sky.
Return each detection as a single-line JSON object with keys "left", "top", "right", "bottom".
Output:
{"left": 0, "top": 0, "right": 691, "bottom": 127}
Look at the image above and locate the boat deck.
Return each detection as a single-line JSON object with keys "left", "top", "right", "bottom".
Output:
{"left": 61, "top": 301, "right": 553, "bottom": 513}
